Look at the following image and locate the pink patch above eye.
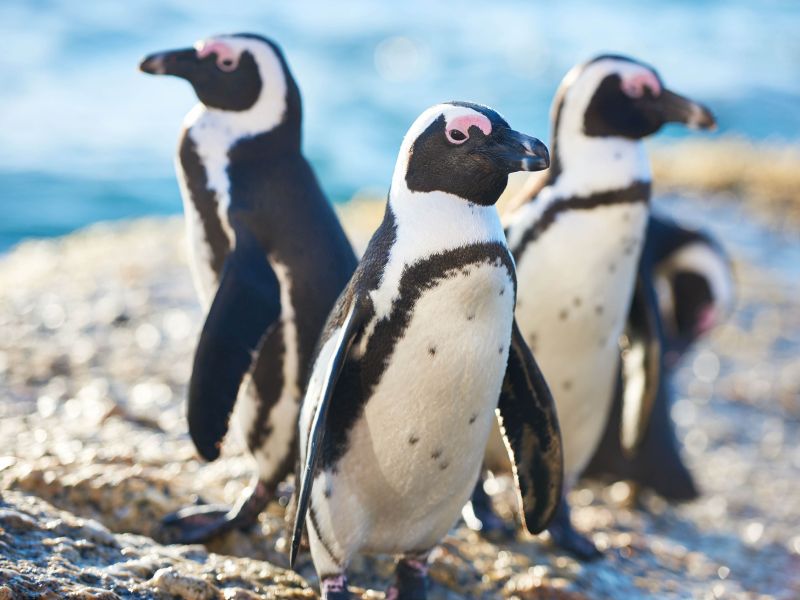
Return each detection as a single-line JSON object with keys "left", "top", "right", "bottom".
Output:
{"left": 620, "top": 71, "right": 662, "bottom": 98}
{"left": 196, "top": 40, "right": 239, "bottom": 71}
{"left": 445, "top": 113, "right": 492, "bottom": 144}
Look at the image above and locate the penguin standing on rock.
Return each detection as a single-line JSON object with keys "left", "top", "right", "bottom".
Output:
{"left": 585, "top": 213, "right": 734, "bottom": 500}
{"left": 478, "top": 55, "right": 717, "bottom": 558}
{"left": 140, "top": 33, "right": 357, "bottom": 543}
{"left": 290, "top": 102, "right": 562, "bottom": 600}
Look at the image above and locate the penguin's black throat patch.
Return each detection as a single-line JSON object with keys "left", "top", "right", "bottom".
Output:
{"left": 189, "top": 50, "right": 263, "bottom": 112}
{"left": 405, "top": 114, "right": 510, "bottom": 206}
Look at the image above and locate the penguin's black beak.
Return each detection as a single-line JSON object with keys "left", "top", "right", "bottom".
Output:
{"left": 139, "top": 48, "right": 199, "bottom": 80}
{"left": 640, "top": 89, "right": 717, "bottom": 131}
{"left": 491, "top": 129, "right": 550, "bottom": 173}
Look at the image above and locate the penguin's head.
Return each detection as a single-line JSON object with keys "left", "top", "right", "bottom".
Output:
{"left": 556, "top": 54, "right": 716, "bottom": 141}
{"left": 140, "top": 33, "right": 297, "bottom": 128}
{"left": 656, "top": 236, "right": 734, "bottom": 361}
{"left": 395, "top": 102, "right": 550, "bottom": 206}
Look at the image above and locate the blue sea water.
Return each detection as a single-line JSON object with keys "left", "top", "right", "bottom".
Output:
{"left": 0, "top": 0, "right": 798, "bottom": 251}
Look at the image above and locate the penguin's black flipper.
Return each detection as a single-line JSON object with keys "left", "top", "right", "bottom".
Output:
{"left": 619, "top": 267, "right": 663, "bottom": 456}
{"left": 290, "top": 293, "right": 364, "bottom": 569}
{"left": 495, "top": 319, "right": 564, "bottom": 535}
{"left": 188, "top": 228, "right": 281, "bottom": 462}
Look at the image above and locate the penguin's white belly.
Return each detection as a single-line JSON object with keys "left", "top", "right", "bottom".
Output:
{"left": 513, "top": 203, "right": 647, "bottom": 480}
{"left": 330, "top": 262, "right": 515, "bottom": 554}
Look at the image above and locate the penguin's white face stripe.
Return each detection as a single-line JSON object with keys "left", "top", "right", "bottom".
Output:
{"left": 186, "top": 35, "right": 288, "bottom": 136}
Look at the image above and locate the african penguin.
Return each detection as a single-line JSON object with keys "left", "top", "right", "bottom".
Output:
{"left": 140, "top": 33, "right": 358, "bottom": 543}
{"left": 290, "top": 102, "right": 562, "bottom": 600}
{"left": 649, "top": 215, "right": 734, "bottom": 363}
{"left": 480, "top": 55, "right": 717, "bottom": 558}
{"left": 585, "top": 212, "right": 733, "bottom": 501}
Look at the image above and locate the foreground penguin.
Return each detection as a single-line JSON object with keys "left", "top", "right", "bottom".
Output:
{"left": 140, "top": 34, "right": 357, "bottom": 542}
{"left": 483, "top": 55, "right": 717, "bottom": 558}
{"left": 585, "top": 213, "right": 734, "bottom": 500}
{"left": 290, "top": 102, "right": 562, "bottom": 599}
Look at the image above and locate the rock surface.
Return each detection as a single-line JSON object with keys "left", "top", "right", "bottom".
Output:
{"left": 1, "top": 196, "right": 800, "bottom": 599}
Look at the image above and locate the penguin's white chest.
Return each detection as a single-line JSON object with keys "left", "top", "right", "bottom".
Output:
{"left": 176, "top": 173, "right": 221, "bottom": 306}
{"left": 344, "top": 261, "right": 515, "bottom": 553}
{"left": 514, "top": 203, "right": 648, "bottom": 478}
{"left": 175, "top": 124, "right": 236, "bottom": 307}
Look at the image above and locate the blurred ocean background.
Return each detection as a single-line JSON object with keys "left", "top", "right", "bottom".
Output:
{"left": 0, "top": 0, "right": 798, "bottom": 251}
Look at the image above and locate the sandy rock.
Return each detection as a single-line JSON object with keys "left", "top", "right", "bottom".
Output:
{"left": 149, "top": 567, "right": 221, "bottom": 599}
{"left": 1, "top": 199, "right": 800, "bottom": 598}
{"left": 0, "top": 491, "right": 313, "bottom": 599}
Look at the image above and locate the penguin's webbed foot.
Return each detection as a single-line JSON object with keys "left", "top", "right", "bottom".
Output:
{"left": 386, "top": 553, "right": 429, "bottom": 600}
{"left": 161, "top": 504, "right": 236, "bottom": 544}
{"left": 161, "top": 480, "right": 271, "bottom": 544}
{"left": 547, "top": 500, "right": 602, "bottom": 561}
{"left": 462, "top": 479, "right": 517, "bottom": 542}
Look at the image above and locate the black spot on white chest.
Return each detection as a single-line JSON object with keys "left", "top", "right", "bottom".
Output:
{"left": 320, "top": 241, "right": 516, "bottom": 471}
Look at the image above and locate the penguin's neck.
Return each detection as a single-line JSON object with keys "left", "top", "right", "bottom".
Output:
{"left": 366, "top": 186, "right": 508, "bottom": 324}
{"left": 547, "top": 128, "right": 651, "bottom": 199}
{"left": 387, "top": 186, "right": 506, "bottom": 259}
{"left": 183, "top": 102, "right": 301, "bottom": 161}
{"left": 505, "top": 130, "right": 651, "bottom": 254}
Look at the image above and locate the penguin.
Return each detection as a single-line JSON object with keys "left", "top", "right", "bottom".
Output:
{"left": 648, "top": 215, "right": 734, "bottom": 364}
{"left": 289, "top": 102, "right": 562, "bottom": 600}
{"left": 139, "top": 33, "right": 358, "bottom": 543}
{"left": 477, "top": 55, "right": 717, "bottom": 559}
{"left": 584, "top": 212, "right": 734, "bottom": 500}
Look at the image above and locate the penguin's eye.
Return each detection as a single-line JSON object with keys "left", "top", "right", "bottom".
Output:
{"left": 446, "top": 129, "right": 468, "bottom": 144}
{"left": 218, "top": 58, "right": 237, "bottom": 72}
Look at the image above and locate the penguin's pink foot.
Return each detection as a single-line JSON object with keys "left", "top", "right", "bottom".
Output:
{"left": 161, "top": 480, "right": 270, "bottom": 544}
{"left": 321, "top": 574, "right": 350, "bottom": 599}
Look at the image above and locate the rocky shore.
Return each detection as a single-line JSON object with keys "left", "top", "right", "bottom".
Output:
{"left": 1, "top": 191, "right": 799, "bottom": 599}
